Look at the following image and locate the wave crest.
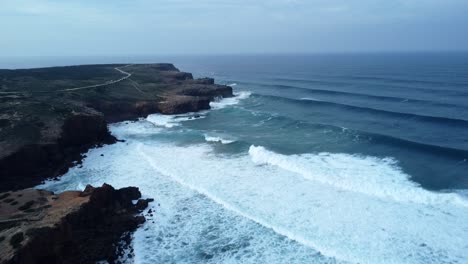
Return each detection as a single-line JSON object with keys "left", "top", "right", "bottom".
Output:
{"left": 146, "top": 113, "right": 206, "bottom": 128}
{"left": 210, "top": 91, "right": 251, "bottom": 110}
{"left": 204, "top": 134, "right": 236, "bottom": 144}
{"left": 248, "top": 145, "right": 468, "bottom": 207}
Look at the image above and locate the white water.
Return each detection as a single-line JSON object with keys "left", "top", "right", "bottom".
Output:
{"left": 300, "top": 97, "right": 322, "bottom": 101}
{"left": 210, "top": 91, "right": 251, "bottom": 110}
{"left": 39, "top": 120, "right": 468, "bottom": 264}
{"left": 38, "top": 93, "right": 468, "bottom": 264}
{"left": 204, "top": 134, "right": 236, "bottom": 144}
{"left": 249, "top": 145, "right": 468, "bottom": 207}
{"left": 146, "top": 112, "right": 207, "bottom": 128}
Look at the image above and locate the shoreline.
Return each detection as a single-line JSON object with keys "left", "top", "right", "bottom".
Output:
{"left": 0, "top": 63, "right": 233, "bottom": 191}
{"left": 0, "top": 63, "right": 233, "bottom": 263}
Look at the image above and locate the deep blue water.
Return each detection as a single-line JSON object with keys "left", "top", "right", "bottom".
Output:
{"left": 3, "top": 53, "right": 468, "bottom": 263}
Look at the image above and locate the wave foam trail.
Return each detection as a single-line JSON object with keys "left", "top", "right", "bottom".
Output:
{"left": 249, "top": 145, "right": 468, "bottom": 207}
{"left": 134, "top": 143, "right": 468, "bottom": 264}
{"left": 210, "top": 91, "right": 251, "bottom": 109}
{"left": 40, "top": 134, "right": 468, "bottom": 263}
{"left": 146, "top": 112, "right": 206, "bottom": 128}
{"left": 136, "top": 144, "right": 341, "bottom": 262}
{"left": 204, "top": 134, "right": 236, "bottom": 144}
{"left": 300, "top": 97, "right": 322, "bottom": 101}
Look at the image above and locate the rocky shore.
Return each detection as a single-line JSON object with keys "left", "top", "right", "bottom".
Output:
{"left": 0, "top": 184, "right": 152, "bottom": 264}
{"left": 0, "top": 63, "right": 232, "bottom": 263}
{"left": 0, "top": 63, "right": 233, "bottom": 191}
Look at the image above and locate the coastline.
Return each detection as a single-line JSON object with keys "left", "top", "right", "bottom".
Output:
{"left": 0, "top": 63, "right": 233, "bottom": 263}
{"left": 0, "top": 63, "right": 233, "bottom": 191}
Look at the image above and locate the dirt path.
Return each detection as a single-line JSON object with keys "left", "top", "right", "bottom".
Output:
{"left": 0, "top": 65, "right": 133, "bottom": 94}
{"left": 57, "top": 65, "right": 132, "bottom": 92}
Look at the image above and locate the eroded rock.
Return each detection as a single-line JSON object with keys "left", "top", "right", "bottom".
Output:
{"left": 0, "top": 184, "right": 152, "bottom": 264}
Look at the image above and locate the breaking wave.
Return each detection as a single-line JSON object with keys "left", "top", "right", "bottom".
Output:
{"left": 204, "top": 134, "right": 236, "bottom": 144}
{"left": 248, "top": 145, "right": 468, "bottom": 207}
{"left": 210, "top": 91, "right": 251, "bottom": 110}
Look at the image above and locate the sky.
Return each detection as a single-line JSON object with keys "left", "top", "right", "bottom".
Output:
{"left": 1, "top": 0, "right": 468, "bottom": 56}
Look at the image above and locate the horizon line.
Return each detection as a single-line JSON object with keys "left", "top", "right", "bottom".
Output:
{"left": 2, "top": 50, "right": 468, "bottom": 58}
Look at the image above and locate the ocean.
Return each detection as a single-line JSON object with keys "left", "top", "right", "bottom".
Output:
{"left": 3, "top": 53, "right": 468, "bottom": 263}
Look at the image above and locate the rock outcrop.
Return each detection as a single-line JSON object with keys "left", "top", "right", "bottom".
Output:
{"left": 0, "top": 184, "right": 152, "bottom": 264}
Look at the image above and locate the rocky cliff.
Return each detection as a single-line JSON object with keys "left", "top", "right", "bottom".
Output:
{"left": 0, "top": 184, "right": 152, "bottom": 264}
{"left": 0, "top": 63, "right": 233, "bottom": 191}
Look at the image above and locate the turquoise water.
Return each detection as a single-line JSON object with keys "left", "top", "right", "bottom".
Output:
{"left": 17, "top": 53, "right": 468, "bottom": 263}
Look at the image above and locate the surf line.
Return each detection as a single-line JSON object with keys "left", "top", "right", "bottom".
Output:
{"left": 136, "top": 143, "right": 356, "bottom": 264}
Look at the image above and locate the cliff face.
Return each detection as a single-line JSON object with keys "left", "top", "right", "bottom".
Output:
{"left": 0, "top": 184, "right": 152, "bottom": 264}
{"left": 0, "top": 63, "right": 233, "bottom": 191}
{"left": 0, "top": 113, "right": 116, "bottom": 192}
{"left": 0, "top": 63, "right": 223, "bottom": 263}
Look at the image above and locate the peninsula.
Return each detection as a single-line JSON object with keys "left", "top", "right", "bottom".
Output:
{"left": 0, "top": 64, "right": 233, "bottom": 263}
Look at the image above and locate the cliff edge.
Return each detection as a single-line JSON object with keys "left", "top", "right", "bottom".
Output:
{"left": 0, "top": 184, "right": 152, "bottom": 264}
{"left": 0, "top": 63, "right": 233, "bottom": 191}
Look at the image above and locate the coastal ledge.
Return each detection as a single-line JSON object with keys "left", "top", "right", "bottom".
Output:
{"left": 0, "top": 184, "right": 152, "bottom": 264}
{"left": 0, "top": 63, "right": 234, "bottom": 191}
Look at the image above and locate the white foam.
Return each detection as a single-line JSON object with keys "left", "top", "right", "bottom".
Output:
{"left": 134, "top": 143, "right": 468, "bottom": 264}
{"left": 210, "top": 91, "right": 251, "bottom": 110}
{"left": 146, "top": 112, "right": 207, "bottom": 128}
{"left": 111, "top": 120, "right": 163, "bottom": 138}
{"left": 300, "top": 97, "right": 322, "bottom": 101}
{"left": 248, "top": 145, "right": 468, "bottom": 207}
{"left": 228, "top": 83, "right": 238, "bottom": 86}
{"left": 136, "top": 144, "right": 343, "bottom": 262}
{"left": 146, "top": 114, "right": 178, "bottom": 128}
{"left": 38, "top": 126, "right": 468, "bottom": 264}
{"left": 39, "top": 141, "right": 332, "bottom": 264}
{"left": 204, "top": 134, "right": 236, "bottom": 144}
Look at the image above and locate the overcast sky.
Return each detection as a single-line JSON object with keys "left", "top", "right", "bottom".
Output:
{"left": 1, "top": 0, "right": 468, "bottom": 56}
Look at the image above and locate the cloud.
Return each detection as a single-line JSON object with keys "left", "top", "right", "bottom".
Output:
{"left": 0, "top": 0, "right": 467, "bottom": 56}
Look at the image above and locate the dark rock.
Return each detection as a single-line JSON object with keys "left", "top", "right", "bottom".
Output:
{"left": 60, "top": 113, "right": 115, "bottom": 147}
{"left": 9, "top": 232, "right": 24, "bottom": 249}
{"left": 175, "top": 84, "right": 233, "bottom": 99}
{"left": 192, "top": 77, "right": 215, "bottom": 85}
{"left": 157, "top": 96, "right": 211, "bottom": 115}
{"left": 0, "top": 114, "right": 116, "bottom": 192}
{"left": 118, "top": 187, "right": 142, "bottom": 202}
{"left": 1, "top": 184, "right": 152, "bottom": 264}
{"left": 135, "top": 198, "right": 154, "bottom": 211}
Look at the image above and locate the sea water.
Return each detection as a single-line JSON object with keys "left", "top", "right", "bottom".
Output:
{"left": 26, "top": 53, "right": 468, "bottom": 263}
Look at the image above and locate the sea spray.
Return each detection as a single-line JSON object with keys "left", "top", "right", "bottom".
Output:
{"left": 210, "top": 91, "right": 252, "bottom": 110}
